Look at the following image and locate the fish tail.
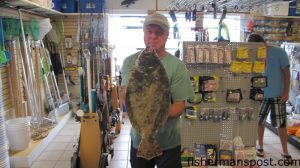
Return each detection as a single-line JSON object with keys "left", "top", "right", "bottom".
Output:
{"left": 136, "top": 136, "right": 162, "bottom": 160}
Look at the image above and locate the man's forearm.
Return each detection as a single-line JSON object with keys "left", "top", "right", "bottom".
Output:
{"left": 168, "top": 101, "right": 185, "bottom": 118}
{"left": 283, "top": 67, "right": 290, "bottom": 96}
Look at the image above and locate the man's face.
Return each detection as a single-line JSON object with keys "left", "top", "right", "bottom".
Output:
{"left": 143, "top": 24, "right": 169, "bottom": 51}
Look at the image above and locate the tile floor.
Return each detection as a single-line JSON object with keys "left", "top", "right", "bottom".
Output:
{"left": 30, "top": 113, "right": 300, "bottom": 168}
{"left": 30, "top": 118, "right": 80, "bottom": 168}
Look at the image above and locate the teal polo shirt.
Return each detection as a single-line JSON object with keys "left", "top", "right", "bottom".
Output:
{"left": 121, "top": 51, "right": 194, "bottom": 150}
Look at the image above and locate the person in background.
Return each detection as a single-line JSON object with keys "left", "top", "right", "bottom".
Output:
{"left": 118, "top": 71, "right": 122, "bottom": 86}
{"left": 248, "top": 34, "right": 292, "bottom": 161}
{"left": 120, "top": 13, "right": 194, "bottom": 168}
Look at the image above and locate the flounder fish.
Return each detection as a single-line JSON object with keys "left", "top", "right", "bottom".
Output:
{"left": 125, "top": 49, "right": 170, "bottom": 160}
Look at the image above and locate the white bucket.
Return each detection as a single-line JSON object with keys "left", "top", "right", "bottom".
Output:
{"left": 5, "top": 118, "right": 30, "bottom": 151}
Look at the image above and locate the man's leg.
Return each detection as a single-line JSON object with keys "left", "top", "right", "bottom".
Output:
{"left": 271, "top": 98, "right": 290, "bottom": 156}
{"left": 130, "top": 142, "right": 155, "bottom": 168}
{"left": 257, "top": 123, "right": 265, "bottom": 150}
{"left": 155, "top": 145, "right": 182, "bottom": 168}
{"left": 278, "top": 127, "right": 289, "bottom": 155}
{"left": 257, "top": 99, "right": 270, "bottom": 151}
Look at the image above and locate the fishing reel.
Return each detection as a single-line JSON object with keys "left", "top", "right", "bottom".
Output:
{"left": 111, "top": 108, "right": 120, "bottom": 127}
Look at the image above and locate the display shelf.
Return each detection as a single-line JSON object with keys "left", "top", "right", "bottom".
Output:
{"left": 62, "top": 13, "right": 106, "bottom": 16}
{"left": 252, "top": 16, "right": 300, "bottom": 46}
{"left": 251, "top": 13, "right": 298, "bottom": 18}
{"left": 264, "top": 15, "right": 300, "bottom": 19}
{"left": 2, "top": 0, "right": 62, "bottom": 16}
{"left": 265, "top": 121, "right": 300, "bottom": 150}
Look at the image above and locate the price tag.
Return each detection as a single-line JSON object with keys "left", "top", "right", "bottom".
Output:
{"left": 65, "top": 67, "right": 78, "bottom": 71}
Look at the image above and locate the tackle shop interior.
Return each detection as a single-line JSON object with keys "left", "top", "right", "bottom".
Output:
{"left": 1, "top": 0, "right": 300, "bottom": 168}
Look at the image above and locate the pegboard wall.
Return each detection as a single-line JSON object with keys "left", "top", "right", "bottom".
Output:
{"left": 181, "top": 41, "right": 266, "bottom": 149}
{"left": 61, "top": 14, "right": 109, "bottom": 86}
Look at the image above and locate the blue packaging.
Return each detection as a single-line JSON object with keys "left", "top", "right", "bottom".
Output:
{"left": 52, "top": 0, "right": 62, "bottom": 11}
{"left": 289, "top": 0, "right": 300, "bottom": 16}
{"left": 79, "top": 0, "right": 105, "bottom": 13}
{"left": 62, "top": 0, "right": 76, "bottom": 13}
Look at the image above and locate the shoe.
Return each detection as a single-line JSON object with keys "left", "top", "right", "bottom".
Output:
{"left": 256, "top": 149, "right": 264, "bottom": 157}
{"left": 281, "top": 154, "right": 292, "bottom": 165}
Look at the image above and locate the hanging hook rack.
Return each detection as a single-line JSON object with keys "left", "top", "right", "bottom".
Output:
{"left": 167, "top": 0, "right": 284, "bottom": 13}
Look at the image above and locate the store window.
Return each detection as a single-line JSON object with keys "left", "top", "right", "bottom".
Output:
{"left": 108, "top": 13, "right": 241, "bottom": 74}
{"left": 203, "top": 14, "right": 241, "bottom": 42}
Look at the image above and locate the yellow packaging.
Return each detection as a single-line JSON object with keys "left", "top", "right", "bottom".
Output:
{"left": 242, "top": 61, "right": 253, "bottom": 73}
{"left": 257, "top": 47, "right": 267, "bottom": 59}
{"left": 253, "top": 61, "right": 265, "bottom": 73}
{"left": 229, "top": 61, "right": 242, "bottom": 73}
{"left": 236, "top": 47, "right": 249, "bottom": 59}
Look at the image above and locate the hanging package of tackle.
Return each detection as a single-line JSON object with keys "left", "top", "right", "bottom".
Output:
{"left": 185, "top": 106, "right": 198, "bottom": 120}
{"left": 226, "top": 89, "right": 243, "bottom": 103}
{"left": 206, "top": 144, "right": 217, "bottom": 165}
{"left": 194, "top": 143, "right": 207, "bottom": 159}
{"left": 212, "top": 109, "right": 222, "bottom": 122}
{"left": 195, "top": 44, "right": 204, "bottom": 63}
{"left": 221, "top": 108, "right": 230, "bottom": 120}
{"left": 237, "top": 107, "right": 254, "bottom": 121}
{"left": 251, "top": 76, "right": 267, "bottom": 88}
{"left": 190, "top": 76, "right": 199, "bottom": 93}
{"left": 249, "top": 88, "right": 264, "bottom": 101}
{"left": 199, "top": 76, "right": 219, "bottom": 92}
{"left": 187, "top": 45, "right": 195, "bottom": 63}
{"left": 203, "top": 92, "right": 217, "bottom": 102}
{"left": 187, "top": 93, "right": 202, "bottom": 105}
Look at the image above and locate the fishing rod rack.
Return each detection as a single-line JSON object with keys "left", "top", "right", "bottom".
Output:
{"left": 64, "top": 11, "right": 117, "bottom": 167}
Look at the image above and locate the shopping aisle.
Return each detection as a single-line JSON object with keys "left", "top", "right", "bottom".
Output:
{"left": 258, "top": 129, "right": 300, "bottom": 168}
{"left": 29, "top": 114, "right": 131, "bottom": 168}
{"left": 30, "top": 118, "right": 80, "bottom": 168}
{"left": 109, "top": 113, "right": 132, "bottom": 168}
{"left": 29, "top": 113, "right": 300, "bottom": 168}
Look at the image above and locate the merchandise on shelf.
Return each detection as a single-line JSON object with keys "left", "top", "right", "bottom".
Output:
{"left": 251, "top": 17, "right": 300, "bottom": 46}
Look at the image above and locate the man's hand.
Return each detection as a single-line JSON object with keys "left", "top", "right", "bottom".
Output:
{"left": 279, "top": 92, "right": 289, "bottom": 104}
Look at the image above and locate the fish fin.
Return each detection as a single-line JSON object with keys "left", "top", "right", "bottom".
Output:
{"left": 136, "top": 136, "right": 162, "bottom": 160}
